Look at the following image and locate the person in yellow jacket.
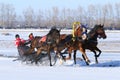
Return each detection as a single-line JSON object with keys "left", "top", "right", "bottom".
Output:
{"left": 72, "top": 21, "right": 87, "bottom": 41}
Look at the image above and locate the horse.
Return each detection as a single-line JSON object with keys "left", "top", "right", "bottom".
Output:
{"left": 57, "top": 24, "right": 91, "bottom": 65}
{"left": 33, "top": 27, "right": 61, "bottom": 66}
{"left": 72, "top": 24, "right": 107, "bottom": 64}
{"left": 57, "top": 24, "right": 107, "bottom": 65}
{"left": 27, "top": 36, "right": 42, "bottom": 54}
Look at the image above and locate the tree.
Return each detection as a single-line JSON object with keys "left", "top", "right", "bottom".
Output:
{"left": 115, "top": 3, "right": 120, "bottom": 27}
{"left": 36, "top": 9, "right": 44, "bottom": 27}
{"left": 87, "top": 4, "right": 96, "bottom": 27}
{"left": 0, "top": 3, "right": 16, "bottom": 28}
{"left": 51, "top": 7, "right": 59, "bottom": 27}
{"left": 23, "top": 6, "right": 35, "bottom": 28}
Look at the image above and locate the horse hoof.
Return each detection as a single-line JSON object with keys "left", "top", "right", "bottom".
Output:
{"left": 96, "top": 61, "right": 98, "bottom": 64}
{"left": 88, "top": 60, "right": 91, "bottom": 63}
{"left": 50, "top": 64, "right": 52, "bottom": 66}
{"left": 86, "top": 63, "right": 89, "bottom": 65}
{"left": 59, "top": 59, "right": 63, "bottom": 65}
{"left": 86, "top": 59, "right": 90, "bottom": 63}
{"left": 85, "top": 59, "right": 90, "bottom": 65}
{"left": 62, "top": 56, "right": 66, "bottom": 61}
{"left": 85, "top": 61, "right": 89, "bottom": 65}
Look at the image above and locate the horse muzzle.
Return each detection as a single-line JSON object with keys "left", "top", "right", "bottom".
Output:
{"left": 103, "top": 35, "right": 107, "bottom": 39}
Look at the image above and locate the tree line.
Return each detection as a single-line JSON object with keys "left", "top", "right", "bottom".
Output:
{"left": 0, "top": 3, "right": 120, "bottom": 30}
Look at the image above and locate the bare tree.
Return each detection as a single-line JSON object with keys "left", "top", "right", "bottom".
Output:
{"left": 5, "top": 4, "right": 16, "bottom": 28}
{"left": 115, "top": 3, "right": 120, "bottom": 27}
{"left": 0, "top": 3, "right": 5, "bottom": 28}
{"left": 36, "top": 9, "right": 44, "bottom": 27}
{"left": 51, "top": 7, "right": 59, "bottom": 27}
{"left": 0, "top": 3, "right": 16, "bottom": 28}
{"left": 77, "top": 6, "right": 84, "bottom": 23}
{"left": 23, "top": 6, "right": 35, "bottom": 28}
{"left": 101, "top": 4, "right": 114, "bottom": 27}
{"left": 87, "top": 4, "right": 96, "bottom": 27}
{"left": 45, "top": 9, "right": 52, "bottom": 27}
{"left": 60, "top": 8, "right": 67, "bottom": 27}
{"left": 60, "top": 8, "right": 72, "bottom": 27}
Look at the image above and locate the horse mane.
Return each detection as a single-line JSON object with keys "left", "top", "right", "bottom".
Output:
{"left": 46, "top": 27, "right": 60, "bottom": 45}
{"left": 87, "top": 24, "right": 100, "bottom": 40}
{"left": 48, "top": 27, "right": 59, "bottom": 35}
{"left": 88, "top": 25, "right": 98, "bottom": 34}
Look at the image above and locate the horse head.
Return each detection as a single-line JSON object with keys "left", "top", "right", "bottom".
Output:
{"left": 46, "top": 27, "right": 61, "bottom": 45}
{"left": 95, "top": 24, "right": 107, "bottom": 39}
{"left": 88, "top": 24, "right": 107, "bottom": 41}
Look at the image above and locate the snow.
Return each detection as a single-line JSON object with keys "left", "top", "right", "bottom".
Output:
{"left": 0, "top": 29, "right": 120, "bottom": 80}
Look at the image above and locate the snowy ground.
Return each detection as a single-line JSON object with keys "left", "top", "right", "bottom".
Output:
{"left": 0, "top": 29, "right": 120, "bottom": 80}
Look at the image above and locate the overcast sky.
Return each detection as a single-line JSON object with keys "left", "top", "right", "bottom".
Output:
{"left": 0, "top": 0, "right": 120, "bottom": 15}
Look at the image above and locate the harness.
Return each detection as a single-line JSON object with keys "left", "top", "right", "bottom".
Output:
{"left": 39, "top": 36, "right": 46, "bottom": 43}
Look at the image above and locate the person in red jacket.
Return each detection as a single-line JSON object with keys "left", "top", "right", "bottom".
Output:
{"left": 29, "top": 33, "right": 34, "bottom": 40}
{"left": 15, "top": 34, "right": 36, "bottom": 60}
{"left": 28, "top": 33, "right": 34, "bottom": 43}
{"left": 15, "top": 34, "right": 29, "bottom": 59}
{"left": 15, "top": 34, "right": 26, "bottom": 47}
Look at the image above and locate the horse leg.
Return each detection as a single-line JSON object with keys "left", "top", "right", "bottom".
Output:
{"left": 82, "top": 54, "right": 86, "bottom": 61}
{"left": 91, "top": 47, "right": 101, "bottom": 64}
{"left": 54, "top": 47, "right": 61, "bottom": 58}
{"left": 95, "top": 47, "right": 102, "bottom": 57}
{"left": 65, "top": 48, "right": 72, "bottom": 60}
{"left": 53, "top": 47, "right": 64, "bottom": 65}
{"left": 80, "top": 47, "right": 90, "bottom": 65}
{"left": 34, "top": 48, "right": 42, "bottom": 64}
{"left": 92, "top": 50, "right": 98, "bottom": 64}
{"left": 82, "top": 54, "right": 90, "bottom": 65}
{"left": 73, "top": 50, "right": 77, "bottom": 64}
{"left": 48, "top": 49, "right": 52, "bottom": 66}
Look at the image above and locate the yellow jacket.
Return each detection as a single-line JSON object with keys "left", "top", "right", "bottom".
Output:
{"left": 72, "top": 22, "right": 80, "bottom": 38}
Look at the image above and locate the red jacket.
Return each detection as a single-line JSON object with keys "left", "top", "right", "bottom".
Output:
{"left": 15, "top": 38, "right": 26, "bottom": 47}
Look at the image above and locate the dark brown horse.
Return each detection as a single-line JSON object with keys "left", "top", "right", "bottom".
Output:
{"left": 72, "top": 24, "right": 107, "bottom": 64}
{"left": 33, "top": 27, "right": 61, "bottom": 66}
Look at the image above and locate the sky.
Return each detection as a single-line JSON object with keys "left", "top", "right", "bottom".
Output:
{"left": 0, "top": 0, "right": 120, "bottom": 15}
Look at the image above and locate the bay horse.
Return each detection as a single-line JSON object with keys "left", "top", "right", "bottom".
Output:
{"left": 57, "top": 24, "right": 91, "bottom": 65}
{"left": 27, "top": 36, "right": 42, "bottom": 54}
{"left": 58, "top": 24, "right": 107, "bottom": 65}
{"left": 73, "top": 24, "right": 107, "bottom": 64}
{"left": 34, "top": 27, "right": 61, "bottom": 66}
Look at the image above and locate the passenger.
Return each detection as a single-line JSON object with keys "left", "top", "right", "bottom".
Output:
{"left": 15, "top": 34, "right": 26, "bottom": 47}
{"left": 15, "top": 34, "right": 29, "bottom": 58}
{"left": 28, "top": 33, "right": 34, "bottom": 42}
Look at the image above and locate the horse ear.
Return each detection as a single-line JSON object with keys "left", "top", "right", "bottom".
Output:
{"left": 99, "top": 24, "right": 101, "bottom": 26}
{"left": 101, "top": 24, "right": 104, "bottom": 27}
{"left": 59, "top": 28, "right": 62, "bottom": 32}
